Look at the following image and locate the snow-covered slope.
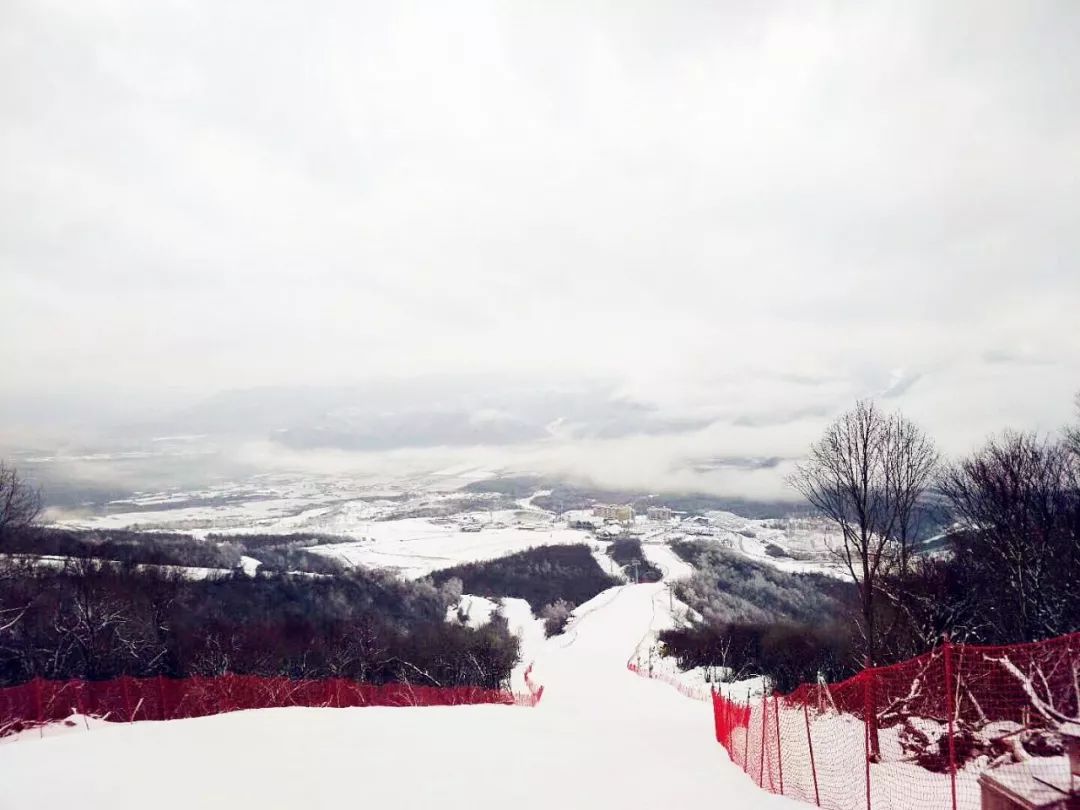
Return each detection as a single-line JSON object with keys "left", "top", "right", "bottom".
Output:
{"left": 0, "top": 582, "right": 800, "bottom": 810}
{"left": 308, "top": 518, "right": 592, "bottom": 579}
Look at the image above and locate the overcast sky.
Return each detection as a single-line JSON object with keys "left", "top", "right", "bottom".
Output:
{"left": 2, "top": 1, "right": 1079, "bottom": 475}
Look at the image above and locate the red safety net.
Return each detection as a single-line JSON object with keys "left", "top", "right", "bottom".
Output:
{"left": 712, "top": 631, "right": 1080, "bottom": 810}
{"left": 0, "top": 670, "right": 543, "bottom": 737}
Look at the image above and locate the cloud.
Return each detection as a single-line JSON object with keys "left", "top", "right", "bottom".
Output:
{"left": 880, "top": 370, "right": 923, "bottom": 399}
{"left": 1, "top": 1, "right": 1078, "bottom": 488}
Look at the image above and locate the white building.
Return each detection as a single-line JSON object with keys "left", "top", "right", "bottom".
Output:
{"left": 592, "top": 503, "right": 634, "bottom": 524}
{"left": 646, "top": 506, "right": 673, "bottom": 521}
{"left": 565, "top": 510, "right": 603, "bottom": 530}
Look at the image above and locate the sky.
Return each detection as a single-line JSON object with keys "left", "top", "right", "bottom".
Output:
{"left": 2, "top": 1, "right": 1079, "bottom": 494}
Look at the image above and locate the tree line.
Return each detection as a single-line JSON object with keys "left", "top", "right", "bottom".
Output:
{"left": 790, "top": 395, "right": 1080, "bottom": 669}
{"left": 2, "top": 525, "right": 356, "bottom": 575}
{"left": 661, "top": 394, "right": 1080, "bottom": 694}
{"left": 428, "top": 544, "right": 619, "bottom": 626}
{"left": 0, "top": 554, "right": 518, "bottom": 690}
{"left": 661, "top": 540, "right": 856, "bottom": 691}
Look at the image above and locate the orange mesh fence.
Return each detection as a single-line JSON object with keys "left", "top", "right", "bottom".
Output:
{"left": 712, "top": 631, "right": 1080, "bottom": 810}
{"left": 0, "top": 668, "right": 543, "bottom": 736}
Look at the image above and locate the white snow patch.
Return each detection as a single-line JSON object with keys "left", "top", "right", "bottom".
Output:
{"left": 447, "top": 594, "right": 499, "bottom": 629}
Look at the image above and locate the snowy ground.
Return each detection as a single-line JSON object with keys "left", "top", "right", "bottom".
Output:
{"left": 700, "top": 511, "right": 842, "bottom": 577}
{"left": 11, "top": 473, "right": 960, "bottom": 807}
{"left": 0, "top": 581, "right": 801, "bottom": 810}
{"left": 48, "top": 473, "right": 845, "bottom": 582}
{"left": 48, "top": 478, "right": 605, "bottom": 580}
{"left": 0, "top": 509, "right": 820, "bottom": 809}
{"left": 632, "top": 543, "right": 768, "bottom": 700}
{"left": 306, "top": 517, "right": 594, "bottom": 579}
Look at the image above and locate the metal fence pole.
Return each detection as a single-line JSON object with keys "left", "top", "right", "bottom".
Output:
{"left": 33, "top": 676, "right": 43, "bottom": 725}
{"left": 803, "top": 701, "right": 821, "bottom": 807}
{"left": 759, "top": 692, "right": 768, "bottom": 787}
{"left": 774, "top": 694, "right": 784, "bottom": 795}
{"left": 863, "top": 673, "right": 872, "bottom": 810}
{"left": 742, "top": 690, "right": 751, "bottom": 770}
{"left": 943, "top": 637, "right": 959, "bottom": 810}
{"left": 121, "top": 676, "right": 132, "bottom": 722}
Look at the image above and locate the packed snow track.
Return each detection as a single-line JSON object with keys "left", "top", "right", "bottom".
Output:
{"left": 0, "top": 583, "right": 800, "bottom": 809}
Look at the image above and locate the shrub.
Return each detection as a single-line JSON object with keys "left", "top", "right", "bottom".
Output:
{"left": 539, "top": 599, "right": 574, "bottom": 637}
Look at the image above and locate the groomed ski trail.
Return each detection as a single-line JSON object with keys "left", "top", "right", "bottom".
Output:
{"left": 0, "top": 583, "right": 800, "bottom": 809}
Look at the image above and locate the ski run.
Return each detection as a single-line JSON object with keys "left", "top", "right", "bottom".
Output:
{"left": 0, "top": 579, "right": 800, "bottom": 810}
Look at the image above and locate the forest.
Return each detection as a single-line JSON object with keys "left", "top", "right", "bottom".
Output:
{"left": 428, "top": 544, "right": 618, "bottom": 636}
{"left": 0, "top": 554, "right": 517, "bottom": 690}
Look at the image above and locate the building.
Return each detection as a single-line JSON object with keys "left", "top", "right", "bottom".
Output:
{"left": 646, "top": 506, "right": 673, "bottom": 521}
{"left": 592, "top": 503, "right": 634, "bottom": 524}
{"left": 564, "top": 510, "right": 603, "bottom": 530}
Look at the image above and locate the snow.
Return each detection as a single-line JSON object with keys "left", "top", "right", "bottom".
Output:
{"left": 239, "top": 555, "right": 262, "bottom": 576}
{"left": 743, "top": 705, "right": 961, "bottom": 810}
{"left": 308, "top": 519, "right": 593, "bottom": 579}
{"left": 700, "top": 511, "right": 844, "bottom": 578}
{"left": 0, "top": 714, "right": 111, "bottom": 744}
{"left": 18, "top": 476, "right": 977, "bottom": 807}
{"left": 640, "top": 540, "right": 694, "bottom": 580}
{"left": 589, "top": 540, "right": 625, "bottom": 581}
{"left": 503, "top": 597, "right": 547, "bottom": 693}
{"left": 0, "top": 582, "right": 802, "bottom": 810}
{"left": 624, "top": 551, "right": 766, "bottom": 701}
{"left": 447, "top": 594, "right": 500, "bottom": 628}
{"left": 0, "top": 553, "right": 236, "bottom": 581}
{"left": 48, "top": 472, "right": 846, "bottom": 585}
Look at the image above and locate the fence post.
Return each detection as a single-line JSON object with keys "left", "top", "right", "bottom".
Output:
{"left": 863, "top": 673, "right": 872, "bottom": 810}
{"left": 121, "top": 676, "right": 133, "bottom": 722}
{"left": 712, "top": 691, "right": 721, "bottom": 743}
{"left": 33, "top": 676, "right": 43, "bottom": 725}
{"left": 803, "top": 702, "right": 821, "bottom": 807}
{"left": 742, "top": 690, "right": 751, "bottom": 771}
{"left": 943, "top": 637, "right": 959, "bottom": 810}
{"left": 758, "top": 692, "right": 768, "bottom": 788}
{"left": 774, "top": 694, "right": 784, "bottom": 795}
{"left": 157, "top": 675, "right": 167, "bottom": 720}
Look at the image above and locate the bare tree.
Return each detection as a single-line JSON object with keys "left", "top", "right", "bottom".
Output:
{"left": 1066, "top": 391, "right": 1080, "bottom": 459}
{"left": 788, "top": 401, "right": 939, "bottom": 666}
{"left": 789, "top": 402, "right": 938, "bottom": 760}
{"left": 937, "top": 430, "right": 1080, "bottom": 641}
{"left": 0, "top": 462, "right": 43, "bottom": 548}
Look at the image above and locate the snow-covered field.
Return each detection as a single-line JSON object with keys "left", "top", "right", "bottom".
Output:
{"left": 49, "top": 473, "right": 843, "bottom": 583}
{"left": 305, "top": 516, "right": 595, "bottom": 579}
{"left": 0, "top": 581, "right": 801, "bottom": 810}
